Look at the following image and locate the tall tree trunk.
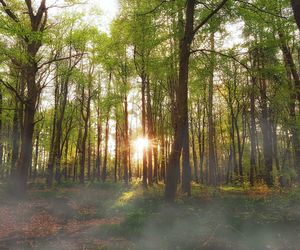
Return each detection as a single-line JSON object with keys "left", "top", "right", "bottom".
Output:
{"left": 79, "top": 85, "right": 91, "bottom": 184}
{"left": 96, "top": 106, "right": 102, "bottom": 181}
{"left": 73, "top": 128, "right": 82, "bottom": 182}
{"left": 249, "top": 76, "right": 257, "bottom": 186}
{"left": 11, "top": 102, "right": 20, "bottom": 179}
{"left": 190, "top": 114, "right": 198, "bottom": 182}
{"left": 33, "top": 131, "right": 40, "bottom": 180}
{"left": 15, "top": 65, "right": 38, "bottom": 195}
{"left": 123, "top": 95, "right": 129, "bottom": 184}
{"left": 278, "top": 32, "right": 300, "bottom": 180}
{"left": 114, "top": 119, "right": 118, "bottom": 182}
{"left": 165, "top": 0, "right": 195, "bottom": 200}
{"left": 102, "top": 116, "right": 109, "bottom": 182}
{"left": 235, "top": 111, "right": 243, "bottom": 181}
{"left": 141, "top": 74, "right": 148, "bottom": 187}
{"left": 197, "top": 101, "right": 205, "bottom": 184}
{"left": 87, "top": 121, "right": 91, "bottom": 181}
{"left": 260, "top": 77, "right": 273, "bottom": 187}
{"left": 146, "top": 77, "right": 153, "bottom": 186}
{"left": 64, "top": 136, "right": 69, "bottom": 181}
{"left": 207, "top": 31, "right": 217, "bottom": 186}
{"left": 47, "top": 80, "right": 59, "bottom": 187}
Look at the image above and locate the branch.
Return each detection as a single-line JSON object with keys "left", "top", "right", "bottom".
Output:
{"left": 0, "top": 79, "right": 24, "bottom": 103}
{"left": 38, "top": 53, "right": 86, "bottom": 69}
{"left": 36, "top": 0, "right": 46, "bottom": 27}
{"left": 236, "top": 0, "right": 288, "bottom": 19}
{"left": 25, "top": 0, "right": 34, "bottom": 20}
{"left": 137, "top": 0, "right": 168, "bottom": 16}
{"left": 40, "top": 8, "right": 48, "bottom": 32}
{"left": 193, "top": 0, "right": 229, "bottom": 36}
{"left": 191, "top": 48, "right": 250, "bottom": 70}
{"left": 0, "top": 0, "right": 19, "bottom": 22}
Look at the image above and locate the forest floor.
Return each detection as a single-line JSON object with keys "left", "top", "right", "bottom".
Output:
{"left": 0, "top": 181, "right": 300, "bottom": 250}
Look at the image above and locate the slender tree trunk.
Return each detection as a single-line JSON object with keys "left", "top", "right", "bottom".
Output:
{"left": 260, "top": 77, "right": 273, "bottom": 187}
{"left": 123, "top": 95, "right": 129, "bottom": 184}
{"left": 235, "top": 112, "right": 243, "bottom": 181}
{"left": 153, "top": 137, "right": 159, "bottom": 184}
{"left": 102, "top": 116, "right": 109, "bottom": 182}
{"left": 79, "top": 85, "right": 91, "bottom": 184}
{"left": 207, "top": 31, "right": 217, "bottom": 186}
{"left": 146, "top": 77, "right": 153, "bottom": 186}
{"left": 64, "top": 136, "right": 69, "bottom": 181}
{"left": 190, "top": 114, "right": 198, "bottom": 182}
{"left": 11, "top": 103, "right": 20, "bottom": 179}
{"left": 249, "top": 76, "right": 257, "bottom": 186}
{"left": 47, "top": 80, "right": 59, "bottom": 187}
{"left": 141, "top": 74, "right": 148, "bottom": 187}
{"left": 96, "top": 106, "right": 102, "bottom": 181}
{"left": 33, "top": 131, "right": 40, "bottom": 180}
{"left": 87, "top": 121, "right": 91, "bottom": 181}
{"left": 73, "top": 129, "right": 82, "bottom": 182}
{"left": 114, "top": 119, "right": 118, "bottom": 182}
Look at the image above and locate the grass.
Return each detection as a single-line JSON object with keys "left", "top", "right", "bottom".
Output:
{"left": 0, "top": 181, "right": 300, "bottom": 249}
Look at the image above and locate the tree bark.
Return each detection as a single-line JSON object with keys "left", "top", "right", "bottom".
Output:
{"left": 291, "top": 0, "right": 300, "bottom": 31}
{"left": 165, "top": 0, "right": 195, "bottom": 200}
{"left": 207, "top": 31, "right": 217, "bottom": 186}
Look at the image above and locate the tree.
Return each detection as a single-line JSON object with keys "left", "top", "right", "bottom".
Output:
{"left": 165, "top": 0, "right": 228, "bottom": 201}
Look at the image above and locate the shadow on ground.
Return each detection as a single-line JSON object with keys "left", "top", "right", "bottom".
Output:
{"left": 0, "top": 182, "right": 300, "bottom": 249}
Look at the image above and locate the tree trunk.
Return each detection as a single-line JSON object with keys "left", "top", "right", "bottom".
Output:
{"left": 96, "top": 106, "right": 102, "bottom": 181}
{"left": 190, "top": 114, "right": 198, "bottom": 182}
{"left": 123, "top": 95, "right": 129, "bottom": 184}
{"left": 102, "top": 116, "right": 109, "bottom": 182}
{"left": 141, "top": 74, "right": 148, "bottom": 187}
{"left": 114, "top": 118, "right": 118, "bottom": 182}
{"left": 207, "top": 31, "right": 217, "bottom": 186}
{"left": 146, "top": 77, "right": 153, "bottom": 186}
{"left": 278, "top": 31, "right": 300, "bottom": 180}
{"left": 260, "top": 77, "right": 273, "bottom": 187}
{"left": 11, "top": 102, "right": 20, "bottom": 179}
{"left": 165, "top": 0, "right": 195, "bottom": 200}
{"left": 79, "top": 85, "right": 91, "bottom": 184}
{"left": 291, "top": 0, "right": 300, "bottom": 31}
{"left": 33, "top": 131, "right": 40, "bottom": 180}
{"left": 249, "top": 76, "right": 257, "bottom": 186}
{"left": 87, "top": 121, "right": 91, "bottom": 181}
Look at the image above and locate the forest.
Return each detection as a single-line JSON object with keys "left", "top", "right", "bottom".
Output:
{"left": 1, "top": 0, "right": 300, "bottom": 249}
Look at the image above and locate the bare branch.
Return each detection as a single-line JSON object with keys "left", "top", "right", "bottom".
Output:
{"left": 236, "top": 0, "right": 288, "bottom": 19}
{"left": 193, "top": 0, "right": 229, "bottom": 36}
{"left": 137, "top": 0, "right": 168, "bottom": 16}
{"left": 25, "top": 0, "right": 34, "bottom": 20}
{"left": 0, "top": 0, "right": 19, "bottom": 22}
{"left": 38, "top": 53, "right": 86, "bottom": 69}
{"left": 190, "top": 48, "right": 250, "bottom": 70}
{"left": 0, "top": 79, "right": 24, "bottom": 103}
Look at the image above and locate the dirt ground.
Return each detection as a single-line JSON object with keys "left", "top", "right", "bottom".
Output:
{"left": 1, "top": 182, "right": 300, "bottom": 250}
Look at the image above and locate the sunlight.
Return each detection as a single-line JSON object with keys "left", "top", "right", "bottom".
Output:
{"left": 134, "top": 137, "right": 149, "bottom": 160}
{"left": 134, "top": 137, "right": 149, "bottom": 150}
